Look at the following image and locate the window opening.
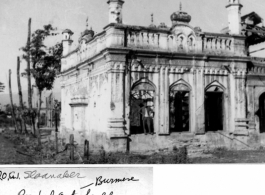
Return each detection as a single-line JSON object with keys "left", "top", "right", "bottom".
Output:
{"left": 169, "top": 84, "right": 190, "bottom": 132}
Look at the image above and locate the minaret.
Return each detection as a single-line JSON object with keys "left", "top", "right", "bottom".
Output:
{"left": 62, "top": 29, "right": 74, "bottom": 56}
{"left": 107, "top": 0, "right": 124, "bottom": 24}
{"left": 226, "top": 0, "right": 243, "bottom": 35}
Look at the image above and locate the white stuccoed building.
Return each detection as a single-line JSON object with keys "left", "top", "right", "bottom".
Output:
{"left": 59, "top": 0, "right": 265, "bottom": 153}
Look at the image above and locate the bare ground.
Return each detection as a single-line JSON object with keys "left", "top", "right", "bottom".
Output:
{"left": 0, "top": 134, "right": 33, "bottom": 164}
{"left": 2, "top": 129, "right": 265, "bottom": 164}
{"left": 190, "top": 149, "right": 265, "bottom": 164}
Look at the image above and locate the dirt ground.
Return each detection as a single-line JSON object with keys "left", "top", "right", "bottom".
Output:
{"left": 0, "top": 134, "right": 33, "bottom": 164}
{"left": 2, "top": 130, "right": 265, "bottom": 164}
{"left": 190, "top": 149, "right": 265, "bottom": 164}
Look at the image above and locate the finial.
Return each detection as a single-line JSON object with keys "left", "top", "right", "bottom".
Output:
{"left": 180, "top": 2, "right": 182, "bottom": 11}
{"left": 151, "top": 13, "right": 154, "bottom": 24}
{"left": 86, "top": 17, "right": 89, "bottom": 29}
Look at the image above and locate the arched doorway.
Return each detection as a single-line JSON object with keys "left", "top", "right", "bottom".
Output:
{"left": 130, "top": 82, "right": 155, "bottom": 134}
{"left": 259, "top": 93, "right": 265, "bottom": 133}
{"left": 169, "top": 83, "right": 190, "bottom": 132}
{"left": 205, "top": 85, "right": 224, "bottom": 131}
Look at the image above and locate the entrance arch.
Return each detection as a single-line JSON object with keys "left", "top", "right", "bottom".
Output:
{"left": 130, "top": 80, "right": 155, "bottom": 134}
{"left": 259, "top": 93, "right": 265, "bottom": 133}
{"left": 205, "top": 85, "right": 224, "bottom": 131}
{"left": 169, "top": 83, "right": 191, "bottom": 132}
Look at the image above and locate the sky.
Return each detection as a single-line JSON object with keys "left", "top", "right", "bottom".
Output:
{"left": 1, "top": 0, "right": 265, "bottom": 95}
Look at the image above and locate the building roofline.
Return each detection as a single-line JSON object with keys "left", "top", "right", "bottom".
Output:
{"left": 61, "top": 47, "right": 251, "bottom": 75}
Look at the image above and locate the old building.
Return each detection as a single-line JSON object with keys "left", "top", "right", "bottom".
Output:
{"left": 60, "top": 0, "right": 265, "bottom": 153}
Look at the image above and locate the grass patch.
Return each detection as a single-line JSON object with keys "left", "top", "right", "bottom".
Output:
{"left": 83, "top": 146, "right": 189, "bottom": 164}
{"left": 2, "top": 130, "right": 190, "bottom": 164}
{"left": 192, "top": 148, "right": 265, "bottom": 163}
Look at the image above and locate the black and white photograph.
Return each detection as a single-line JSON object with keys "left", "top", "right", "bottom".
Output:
{"left": 1, "top": 0, "right": 265, "bottom": 165}
{"left": 0, "top": 167, "right": 153, "bottom": 195}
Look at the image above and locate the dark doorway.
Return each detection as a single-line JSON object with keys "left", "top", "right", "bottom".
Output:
{"left": 259, "top": 93, "right": 265, "bottom": 133}
{"left": 130, "top": 84, "right": 155, "bottom": 135}
{"left": 170, "top": 91, "right": 190, "bottom": 132}
{"left": 205, "top": 92, "right": 223, "bottom": 131}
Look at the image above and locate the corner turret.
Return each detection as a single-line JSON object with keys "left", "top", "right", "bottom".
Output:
{"left": 107, "top": 0, "right": 124, "bottom": 24}
{"left": 226, "top": 0, "right": 243, "bottom": 34}
{"left": 62, "top": 29, "right": 74, "bottom": 56}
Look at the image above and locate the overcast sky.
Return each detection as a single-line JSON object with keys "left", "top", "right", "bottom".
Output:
{"left": 0, "top": 0, "right": 265, "bottom": 94}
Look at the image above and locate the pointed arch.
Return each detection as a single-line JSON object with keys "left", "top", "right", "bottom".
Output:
{"left": 205, "top": 80, "right": 225, "bottom": 132}
{"left": 176, "top": 32, "right": 186, "bottom": 38}
{"left": 187, "top": 34, "right": 196, "bottom": 50}
{"left": 169, "top": 79, "right": 191, "bottom": 132}
{"left": 132, "top": 78, "right": 156, "bottom": 91}
{"left": 170, "top": 79, "right": 192, "bottom": 91}
{"left": 130, "top": 78, "right": 156, "bottom": 135}
{"left": 205, "top": 80, "right": 226, "bottom": 92}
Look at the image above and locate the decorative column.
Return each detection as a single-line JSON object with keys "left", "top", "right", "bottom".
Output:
{"left": 233, "top": 69, "right": 249, "bottom": 135}
{"left": 195, "top": 66, "right": 205, "bottom": 134}
{"left": 107, "top": 61, "right": 127, "bottom": 138}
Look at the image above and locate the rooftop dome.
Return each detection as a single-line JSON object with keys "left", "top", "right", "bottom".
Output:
{"left": 107, "top": 0, "right": 124, "bottom": 4}
{"left": 170, "top": 3, "right": 191, "bottom": 26}
{"left": 81, "top": 28, "right": 94, "bottom": 37}
{"left": 62, "top": 29, "right": 74, "bottom": 35}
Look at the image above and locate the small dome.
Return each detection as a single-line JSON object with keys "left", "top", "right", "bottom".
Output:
{"left": 158, "top": 23, "right": 168, "bottom": 29}
{"left": 81, "top": 28, "right": 94, "bottom": 37}
{"left": 171, "top": 10, "right": 191, "bottom": 24}
{"left": 62, "top": 29, "right": 74, "bottom": 35}
{"left": 194, "top": 26, "right": 202, "bottom": 32}
{"left": 79, "top": 28, "right": 95, "bottom": 43}
{"left": 107, "top": 0, "right": 124, "bottom": 4}
{"left": 149, "top": 24, "right": 156, "bottom": 28}
{"left": 170, "top": 3, "right": 191, "bottom": 26}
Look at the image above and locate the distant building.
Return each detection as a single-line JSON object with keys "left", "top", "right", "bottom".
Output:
{"left": 60, "top": 0, "right": 265, "bottom": 152}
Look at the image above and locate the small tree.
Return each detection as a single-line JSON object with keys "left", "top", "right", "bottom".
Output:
{"left": 22, "top": 24, "right": 62, "bottom": 145}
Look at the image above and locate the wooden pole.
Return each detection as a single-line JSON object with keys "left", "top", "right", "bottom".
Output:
{"left": 27, "top": 18, "right": 32, "bottom": 110}
{"left": 55, "top": 110, "right": 58, "bottom": 153}
{"left": 84, "top": 140, "right": 89, "bottom": 160}
{"left": 17, "top": 56, "right": 27, "bottom": 134}
{"left": 26, "top": 18, "right": 36, "bottom": 136}
{"left": 36, "top": 88, "right": 42, "bottom": 146}
{"left": 69, "top": 134, "right": 74, "bottom": 161}
{"left": 9, "top": 69, "right": 18, "bottom": 133}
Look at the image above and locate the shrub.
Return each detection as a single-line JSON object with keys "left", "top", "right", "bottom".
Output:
{"left": 213, "top": 147, "right": 228, "bottom": 153}
{"left": 173, "top": 146, "right": 189, "bottom": 164}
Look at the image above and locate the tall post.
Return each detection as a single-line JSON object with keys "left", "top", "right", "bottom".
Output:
{"left": 26, "top": 18, "right": 36, "bottom": 136}
{"left": 55, "top": 109, "right": 58, "bottom": 154}
{"left": 27, "top": 18, "right": 32, "bottom": 109}
{"left": 9, "top": 69, "right": 18, "bottom": 133}
{"left": 69, "top": 134, "right": 74, "bottom": 161}
{"left": 17, "top": 56, "right": 27, "bottom": 134}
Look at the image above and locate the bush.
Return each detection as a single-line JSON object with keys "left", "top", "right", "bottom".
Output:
{"left": 173, "top": 146, "right": 189, "bottom": 163}
{"left": 213, "top": 147, "right": 228, "bottom": 153}
{"left": 0, "top": 117, "right": 13, "bottom": 127}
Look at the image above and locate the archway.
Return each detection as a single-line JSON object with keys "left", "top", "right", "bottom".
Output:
{"left": 130, "top": 81, "right": 155, "bottom": 135}
{"left": 205, "top": 85, "right": 224, "bottom": 131}
{"left": 169, "top": 83, "right": 190, "bottom": 132}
